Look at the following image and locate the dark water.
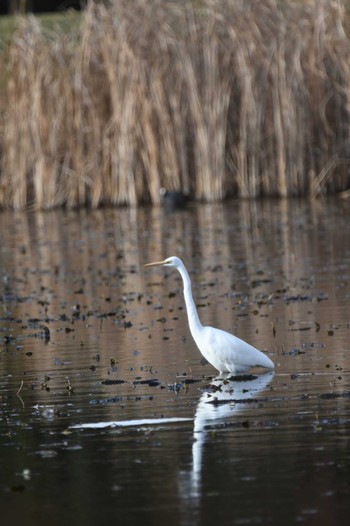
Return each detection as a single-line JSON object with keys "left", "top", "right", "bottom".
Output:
{"left": 1, "top": 199, "right": 349, "bottom": 526}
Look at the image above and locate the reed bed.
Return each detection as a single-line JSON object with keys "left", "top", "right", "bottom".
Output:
{"left": 1, "top": 0, "right": 350, "bottom": 209}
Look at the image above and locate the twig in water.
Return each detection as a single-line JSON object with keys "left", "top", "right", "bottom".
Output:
{"left": 16, "top": 380, "right": 24, "bottom": 408}
{"left": 17, "top": 380, "right": 24, "bottom": 396}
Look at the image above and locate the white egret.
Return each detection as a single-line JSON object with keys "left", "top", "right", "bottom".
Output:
{"left": 144, "top": 256, "right": 274, "bottom": 374}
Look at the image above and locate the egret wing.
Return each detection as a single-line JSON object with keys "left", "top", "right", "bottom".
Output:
{"left": 199, "top": 326, "right": 273, "bottom": 373}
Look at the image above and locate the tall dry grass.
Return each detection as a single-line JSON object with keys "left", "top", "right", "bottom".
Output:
{"left": 1, "top": 0, "right": 350, "bottom": 209}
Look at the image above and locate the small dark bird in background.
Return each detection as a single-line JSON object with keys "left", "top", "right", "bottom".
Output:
{"left": 159, "top": 187, "right": 191, "bottom": 209}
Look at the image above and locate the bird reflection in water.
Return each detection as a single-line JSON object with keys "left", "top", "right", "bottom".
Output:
{"left": 180, "top": 371, "right": 275, "bottom": 500}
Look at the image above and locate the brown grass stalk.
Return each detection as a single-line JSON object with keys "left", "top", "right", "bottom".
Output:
{"left": 1, "top": 0, "right": 350, "bottom": 209}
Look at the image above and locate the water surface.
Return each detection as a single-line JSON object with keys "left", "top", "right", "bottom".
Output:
{"left": 1, "top": 199, "right": 349, "bottom": 525}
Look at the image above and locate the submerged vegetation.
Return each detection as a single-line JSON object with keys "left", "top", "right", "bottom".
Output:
{"left": 1, "top": 0, "right": 350, "bottom": 209}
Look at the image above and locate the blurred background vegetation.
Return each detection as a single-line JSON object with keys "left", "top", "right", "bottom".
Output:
{"left": 0, "top": 0, "right": 84, "bottom": 15}
{"left": 1, "top": 1, "right": 350, "bottom": 209}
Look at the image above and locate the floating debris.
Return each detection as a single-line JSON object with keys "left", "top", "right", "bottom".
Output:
{"left": 204, "top": 420, "right": 279, "bottom": 431}
{"left": 282, "top": 349, "right": 306, "bottom": 356}
{"left": 319, "top": 391, "right": 350, "bottom": 400}
{"left": 66, "top": 378, "right": 74, "bottom": 394}
{"left": 206, "top": 396, "right": 268, "bottom": 406}
{"left": 101, "top": 379, "right": 127, "bottom": 385}
{"left": 227, "top": 374, "right": 258, "bottom": 382}
{"left": 38, "top": 325, "right": 50, "bottom": 341}
{"left": 284, "top": 293, "right": 328, "bottom": 303}
{"left": 133, "top": 379, "right": 161, "bottom": 387}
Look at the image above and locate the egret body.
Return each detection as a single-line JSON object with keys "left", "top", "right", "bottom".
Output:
{"left": 144, "top": 256, "right": 274, "bottom": 374}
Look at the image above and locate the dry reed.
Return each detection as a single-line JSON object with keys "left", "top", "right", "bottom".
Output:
{"left": 1, "top": 0, "right": 350, "bottom": 209}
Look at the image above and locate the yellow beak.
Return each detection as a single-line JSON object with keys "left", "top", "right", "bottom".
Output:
{"left": 144, "top": 259, "right": 168, "bottom": 267}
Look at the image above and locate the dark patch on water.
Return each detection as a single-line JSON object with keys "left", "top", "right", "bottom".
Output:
{"left": 205, "top": 397, "right": 268, "bottom": 406}
{"left": 101, "top": 379, "right": 127, "bottom": 385}
{"left": 132, "top": 378, "right": 161, "bottom": 386}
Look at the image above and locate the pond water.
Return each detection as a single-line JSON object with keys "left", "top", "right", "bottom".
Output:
{"left": 0, "top": 199, "right": 349, "bottom": 526}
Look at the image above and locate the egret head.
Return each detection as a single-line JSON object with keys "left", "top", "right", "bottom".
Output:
{"left": 144, "top": 256, "right": 182, "bottom": 268}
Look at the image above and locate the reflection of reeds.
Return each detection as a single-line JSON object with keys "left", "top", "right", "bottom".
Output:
{"left": 1, "top": 0, "right": 350, "bottom": 209}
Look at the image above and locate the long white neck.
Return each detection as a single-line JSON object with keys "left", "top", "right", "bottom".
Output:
{"left": 177, "top": 264, "right": 203, "bottom": 337}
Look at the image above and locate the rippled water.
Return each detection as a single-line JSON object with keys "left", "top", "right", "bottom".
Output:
{"left": 1, "top": 199, "right": 349, "bottom": 525}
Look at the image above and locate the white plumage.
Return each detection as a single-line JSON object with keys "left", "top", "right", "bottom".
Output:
{"left": 145, "top": 256, "right": 274, "bottom": 374}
